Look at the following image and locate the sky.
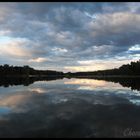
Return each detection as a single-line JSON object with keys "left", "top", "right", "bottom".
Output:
{"left": 0, "top": 2, "right": 140, "bottom": 72}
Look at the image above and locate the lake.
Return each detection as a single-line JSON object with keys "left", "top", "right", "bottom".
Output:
{"left": 0, "top": 77, "right": 140, "bottom": 138}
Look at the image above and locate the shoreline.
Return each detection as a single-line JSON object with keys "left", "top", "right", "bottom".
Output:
{"left": 0, "top": 75, "right": 140, "bottom": 78}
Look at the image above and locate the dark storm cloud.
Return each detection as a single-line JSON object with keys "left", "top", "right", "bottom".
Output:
{"left": 0, "top": 2, "right": 140, "bottom": 71}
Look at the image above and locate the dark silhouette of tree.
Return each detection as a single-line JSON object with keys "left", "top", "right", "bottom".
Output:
{"left": 66, "top": 60, "right": 140, "bottom": 77}
{"left": 0, "top": 65, "right": 64, "bottom": 77}
{"left": 0, "top": 61, "right": 140, "bottom": 90}
{"left": 0, "top": 60, "right": 140, "bottom": 77}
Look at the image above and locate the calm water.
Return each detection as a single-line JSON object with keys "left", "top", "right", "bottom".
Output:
{"left": 0, "top": 78, "right": 140, "bottom": 138}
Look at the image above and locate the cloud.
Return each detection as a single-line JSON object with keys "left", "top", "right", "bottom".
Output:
{"left": 0, "top": 3, "right": 140, "bottom": 71}
{"left": 65, "top": 59, "right": 132, "bottom": 72}
{"left": 0, "top": 30, "right": 11, "bottom": 36}
{"left": 0, "top": 37, "right": 31, "bottom": 57}
{"left": 88, "top": 12, "right": 140, "bottom": 47}
{"left": 52, "top": 47, "right": 68, "bottom": 54}
{"left": 29, "top": 57, "right": 47, "bottom": 63}
{"left": 128, "top": 44, "right": 140, "bottom": 52}
{"left": 0, "top": 3, "right": 15, "bottom": 22}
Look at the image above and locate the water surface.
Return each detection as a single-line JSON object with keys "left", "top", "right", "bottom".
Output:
{"left": 0, "top": 78, "right": 140, "bottom": 138}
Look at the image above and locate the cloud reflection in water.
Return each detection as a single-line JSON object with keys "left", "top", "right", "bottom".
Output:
{"left": 0, "top": 78, "right": 139, "bottom": 137}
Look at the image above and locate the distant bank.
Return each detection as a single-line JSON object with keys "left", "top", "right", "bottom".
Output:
{"left": 0, "top": 60, "right": 140, "bottom": 77}
{"left": 66, "top": 60, "right": 140, "bottom": 77}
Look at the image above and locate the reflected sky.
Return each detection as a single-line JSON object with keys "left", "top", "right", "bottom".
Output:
{"left": 0, "top": 78, "right": 140, "bottom": 114}
{"left": 64, "top": 78, "right": 124, "bottom": 90}
{"left": 0, "top": 78, "right": 140, "bottom": 137}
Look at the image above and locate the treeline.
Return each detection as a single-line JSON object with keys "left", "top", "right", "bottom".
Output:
{"left": 0, "top": 60, "right": 140, "bottom": 77}
{"left": 0, "top": 64, "right": 64, "bottom": 76}
{"left": 67, "top": 60, "right": 140, "bottom": 76}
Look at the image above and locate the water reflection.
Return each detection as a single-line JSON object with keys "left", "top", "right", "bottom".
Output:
{"left": 65, "top": 79, "right": 122, "bottom": 91}
{"left": 0, "top": 76, "right": 64, "bottom": 87}
{"left": 75, "top": 77, "right": 140, "bottom": 91}
{"left": 0, "top": 76, "right": 140, "bottom": 91}
{"left": 30, "top": 88, "right": 46, "bottom": 94}
{"left": 0, "top": 78, "right": 140, "bottom": 137}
